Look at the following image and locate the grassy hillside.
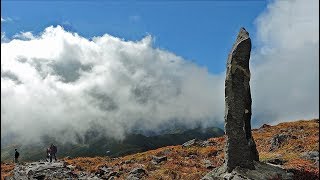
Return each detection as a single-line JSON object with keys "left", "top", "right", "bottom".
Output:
{"left": 51, "top": 119, "right": 320, "bottom": 179}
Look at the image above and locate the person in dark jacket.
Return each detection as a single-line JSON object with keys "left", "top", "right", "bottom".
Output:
{"left": 14, "top": 149, "right": 20, "bottom": 163}
{"left": 49, "top": 144, "right": 57, "bottom": 162}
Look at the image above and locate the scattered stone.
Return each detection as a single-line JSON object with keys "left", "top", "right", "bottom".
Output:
{"left": 126, "top": 174, "right": 140, "bottom": 180}
{"left": 125, "top": 160, "right": 133, "bottom": 164}
{"left": 202, "top": 140, "right": 216, "bottom": 147}
{"left": 182, "top": 139, "right": 213, "bottom": 147}
{"left": 202, "top": 161, "right": 293, "bottom": 180}
{"left": 102, "top": 171, "right": 119, "bottom": 179}
{"left": 189, "top": 155, "right": 197, "bottom": 159}
{"left": 33, "top": 174, "right": 46, "bottom": 180}
{"left": 129, "top": 167, "right": 146, "bottom": 175}
{"left": 127, "top": 167, "right": 147, "bottom": 180}
{"left": 151, "top": 155, "right": 167, "bottom": 164}
{"left": 203, "top": 159, "right": 214, "bottom": 169}
{"left": 182, "top": 139, "right": 203, "bottom": 147}
{"left": 207, "top": 150, "right": 219, "bottom": 157}
{"left": 162, "top": 148, "right": 172, "bottom": 155}
{"left": 270, "top": 134, "right": 290, "bottom": 151}
{"left": 12, "top": 161, "right": 80, "bottom": 179}
{"left": 266, "top": 158, "right": 287, "bottom": 165}
{"left": 301, "top": 151, "right": 319, "bottom": 161}
{"left": 66, "top": 165, "right": 76, "bottom": 170}
{"left": 260, "top": 124, "right": 271, "bottom": 128}
{"left": 4, "top": 176, "right": 14, "bottom": 180}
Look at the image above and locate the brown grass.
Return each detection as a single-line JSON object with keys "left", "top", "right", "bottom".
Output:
{"left": 1, "top": 163, "right": 15, "bottom": 180}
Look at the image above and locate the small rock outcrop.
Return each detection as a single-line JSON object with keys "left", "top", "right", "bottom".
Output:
{"left": 182, "top": 139, "right": 214, "bottom": 147}
{"left": 203, "top": 159, "right": 214, "bottom": 169}
{"left": 8, "top": 161, "right": 79, "bottom": 180}
{"left": 270, "top": 134, "right": 297, "bottom": 151}
{"left": 301, "top": 151, "right": 319, "bottom": 165}
{"left": 126, "top": 167, "right": 147, "bottom": 180}
{"left": 202, "top": 161, "right": 293, "bottom": 180}
{"left": 151, "top": 155, "right": 167, "bottom": 164}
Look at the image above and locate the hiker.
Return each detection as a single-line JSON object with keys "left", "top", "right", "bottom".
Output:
{"left": 50, "top": 144, "right": 57, "bottom": 162}
{"left": 46, "top": 147, "right": 51, "bottom": 162}
{"left": 14, "top": 149, "right": 20, "bottom": 163}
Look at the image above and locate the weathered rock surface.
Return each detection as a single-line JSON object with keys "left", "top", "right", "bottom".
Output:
{"left": 151, "top": 155, "right": 167, "bottom": 164}
{"left": 126, "top": 167, "right": 147, "bottom": 180}
{"left": 5, "top": 161, "right": 103, "bottom": 180}
{"left": 265, "top": 158, "right": 287, "bottom": 165}
{"left": 301, "top": 151, "right": 319, "bottom": 167}
{"left": 224, "top": 27, "right": 259, "bottom": 172}
{"left": 182, "top": 138, "right": 215, "bottom": 147}
{"left": 7, "top": 161, "right": 75, "bottom": 180}
{"left": 203, "top": 159, "right": 214, "bottom": 169}
{"left": 202, "top": 161, "right": 293, "bottom": 180}
{"left": 270, "top": 134, "right": 290, "bottom": 151}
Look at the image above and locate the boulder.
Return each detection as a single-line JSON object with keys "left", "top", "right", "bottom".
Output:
{"left": 151, "top": 155, "right": 167, "bottom": 164}
{"left": 203, "top": 159, "right": 214, "bottom": 169}
{"left": 182, "top": 139, "right": 202, "bottom": 147}
{"left": 266, "top": 158, "right": 287, "bottom": 165}
{"left": 127, "top": 167, "right": 147, "bottom": 180}
{"left": 270, "top": 134, "right": 289, "bottom": 151}
{"left": 202, "top": 161, "right": 293, "bottom": 180}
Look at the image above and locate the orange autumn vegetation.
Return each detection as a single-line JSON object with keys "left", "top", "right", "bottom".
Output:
{"left": 1, "top": 163, "right": 14, "bottom": 180}
{"left": 2, "top": 119, "right": 319, "bottom": 180}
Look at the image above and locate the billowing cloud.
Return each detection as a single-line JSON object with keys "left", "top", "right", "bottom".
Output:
{"left": 1, "top": 26, "right": 224, "bottom": 144}
{"left": 251, "top": 0, "right": 319, "bottom": 125}
{"left": 13, "top": 32, "right": 36, "bottom": 40}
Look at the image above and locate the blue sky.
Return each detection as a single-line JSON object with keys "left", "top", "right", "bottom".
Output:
{"left": 1, "top": 0, "right": 319, "bottom": 142}
{"left": 1, "top": 0, "right": 267, "bottom": 74}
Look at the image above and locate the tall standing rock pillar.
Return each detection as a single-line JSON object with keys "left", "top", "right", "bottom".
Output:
{"left": 224, "top": 27, "right": 259, "bottom": 172}
{"left": 202, "top": 28, "right": 293, "bottom": 179}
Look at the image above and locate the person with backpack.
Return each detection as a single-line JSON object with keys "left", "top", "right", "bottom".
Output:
{"left": 49, "top": 144, "right": 57, "bottom": 162}
{"left": 14, "top": 149, "right": 20, "bottom": 163}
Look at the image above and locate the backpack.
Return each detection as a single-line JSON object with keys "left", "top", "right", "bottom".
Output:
{"left": 51, "top": 146, "right": 57, "bottom": 153}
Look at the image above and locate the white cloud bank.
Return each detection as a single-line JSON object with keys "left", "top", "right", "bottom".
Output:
{"left": 1, "top": 26, "right": 224, "bottom": 144}
{"left": 1, "top": 0, "right": 318, "bottom": 144}
{"left": 251, "top": 0, "right": 319, "bottom": 125}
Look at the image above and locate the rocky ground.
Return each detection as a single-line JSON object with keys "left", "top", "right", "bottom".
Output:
{"left": 1, "top": 119, "right": 319, "bottom": 180}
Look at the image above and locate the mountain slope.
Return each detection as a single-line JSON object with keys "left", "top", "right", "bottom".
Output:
{"left": 62, "top": 119, "right": 320, "bottom": 179}
{"left": 1, "top": 119, "right": 318, "bottom": 180}
{"left": 1, "top": 126, "right": 224, "bottom": 162}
